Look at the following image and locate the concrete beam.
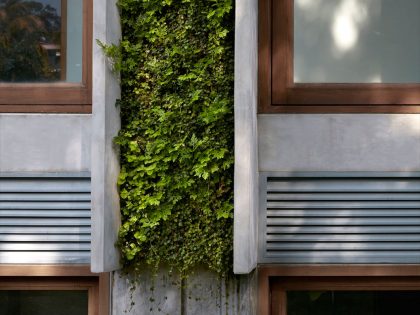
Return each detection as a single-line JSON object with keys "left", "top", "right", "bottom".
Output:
{"left": 90, "top": 0, "right": 121, "bottom": 272}
{"left": 234, "top": 0, "right": 258, "bottom": 274}
{"left": 0, "top": 114, "right": 91, "bottom": 172}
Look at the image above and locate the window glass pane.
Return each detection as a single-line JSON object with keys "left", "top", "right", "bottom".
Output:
{"left": 0, "top": 290, "right": 88, "bottom": 315}
{"left": 287, "top": 291, "right": 420, "bottom": 315}
{"left": 0, "top": 0, "right": 83, "bottom": 83}
{"left": 294, "top": 0, "right": 420, "bottom": 83}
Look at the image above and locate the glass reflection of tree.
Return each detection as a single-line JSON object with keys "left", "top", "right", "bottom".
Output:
{"left": 0, "top": 0, "right": 61, "bottom": 82}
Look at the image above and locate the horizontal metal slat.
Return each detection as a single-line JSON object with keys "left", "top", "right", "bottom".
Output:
{"left": 0, "top": 193, "right": 91, "bottom": 202}
{"left": 0, "top": 210, "right": 90, "bottom": 218}
{"left": 267, "top": 217, "right": 420, "bottom": 226}
{"left": 0, "top": 175, "right": 92, "bottom": 264}
{"left": 0, "top": 201, "right": 91, "bottom": 210}
{"left": 0, "top": 218, "right": 91, "bottom": 226}
{"left": 0, "top": 234, "right": 90, "bottom": 242}
{"left": 262, "top": 251, "right": 420, "bottom": 264}
{"left": 261, "top": 175, "right": 420, "bottom": 264}
{"left": 0, "top": 252, "right": 90, "bottom": 264}
{"left": 0, "top": 179, "right": 90, "bottom": 193}
{"left": 266, "top": 225, "right": 420, "bottom": 234}
{"left": 266, "top": 234, "right": 420, "bottom": 242}
{"left": 267, "top": 179, "right": 420, "bottom": 193}
{"left": 266, "top": 201, "right": 420, "bottom": 209}
{"left": 267, "top": 192, "right": 420, "bottom": 201}
{"left": 0, "top": 226, "right": 91, "bottom": 234}
{"left": 0, "top": 243, "right": 90, "bottom": 251}
{"left": 267, "top": 209, "right": 420, "bottom": 217}
{"left": 266, "top": 242, "right": 420, "bottom": 251}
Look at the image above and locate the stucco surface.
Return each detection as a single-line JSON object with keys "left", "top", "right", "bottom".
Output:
{"left": 259, "top": 114, "right": 420, "bottom": 172}
{"left": 0, "top": 114, "right": 91, "bottom": 172}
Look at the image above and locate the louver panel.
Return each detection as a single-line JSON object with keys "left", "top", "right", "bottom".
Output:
{"left": 259, "top": 173, "right": 420, "bottom": 264}
{"left": 0, "top": 174, "right": 91, "bottom": 264}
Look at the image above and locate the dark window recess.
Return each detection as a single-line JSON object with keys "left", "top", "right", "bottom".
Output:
{"left": 0, "top": 290, "right": 88, "bottom": 315}
{"left": 287, "top": 291, "right": 420, "bottom": 315}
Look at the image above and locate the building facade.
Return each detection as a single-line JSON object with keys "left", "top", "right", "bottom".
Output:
{"left": 2, "top": 0, "right": 420, "bottom": 314}
{"left": 0, "top": 0, "right": 120, "bottom": 312}
{"left": 234, "top": 0, "right": 420, "bottom": 314}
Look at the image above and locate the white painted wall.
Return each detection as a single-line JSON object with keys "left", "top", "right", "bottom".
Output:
{"left": 0, "top": 114, "right": 91, "bottom": 172}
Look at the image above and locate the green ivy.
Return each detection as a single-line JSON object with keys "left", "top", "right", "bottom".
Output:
{"left": 114, "top": 0, "right": 234, "bottom": 275}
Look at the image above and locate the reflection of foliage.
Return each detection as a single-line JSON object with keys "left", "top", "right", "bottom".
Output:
{"left": 0, "top": 0, "right": 61, "bottom": 82}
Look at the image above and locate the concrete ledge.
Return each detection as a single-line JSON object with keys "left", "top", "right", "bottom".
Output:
{"left": 259, "top": 114, "right": 420, "bottom": 172}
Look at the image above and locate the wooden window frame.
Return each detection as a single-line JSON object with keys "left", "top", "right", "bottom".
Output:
{"left": 258, "top": 265, "right": 420, "bottom": 315}
{"left": 258, "top": 0, "right": 420, "bottom": 113}
{"left": 0, "top": 0, "right": 92, "bottom": 114}
{"left": 0, "top": 265, "right": 109, "bottom": 315}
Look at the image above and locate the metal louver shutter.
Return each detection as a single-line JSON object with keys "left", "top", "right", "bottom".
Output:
{"left": 0, "top": 173, "right": 91, "bottom": 264}
{"left": 259, "top": 172, "right": 420, "bottom": 264}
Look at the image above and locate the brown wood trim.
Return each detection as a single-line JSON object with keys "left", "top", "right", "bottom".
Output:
{"left": 0, "top": 104, "right": 92, "bottom": 113}
{"left": 0, "top": 265, "right": 95, "bottom": 277}
{"left": 84, "top": 0, "right": 93, "bottom": 105}
{"left": 262, "top": 105, "right": 420, "bottom": 114}
{"left": 89, "top": 284, "right": 98, "bottom": 315}
{"left": 259, "top": 265, "right": 420, "bottom": 277}
{"left": 99, "top": 273, "right": 110, "bottom": 315}
{"left": 0, "top": 277, "right": 99, "bottom": 315}
{"left": 284, "top": 84, "right": 420, "bottom": 105}
{"left": 273, "top": 276, "right": 420, "bottom": 291}
{"left": 271, "top": 0, "right": 292, "bottom": 105}
{"left": 258, "top": 0, "right": 272, "bottom": 112}
{"left": 0, "top": 0, "right": 92, "bottom": 113}
{"left": 260, "top": 0, "right": 420, "bottom": 113}
{"left": 271, "top": 286, "right": 286, "bottom": 315}
{"left": 258, "top": 267, "right": 271, "bottom": 315}
{"left": 258, "top": 265, "right": 420, "bottom": 315}
{"left": 0, "top": 266, "right": 109, "bottom": 315}
{"left": 0, "top": 277, "right": 98, "bottom": 288}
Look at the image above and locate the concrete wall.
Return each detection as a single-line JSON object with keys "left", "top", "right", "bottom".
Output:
{"left": 0, "top": 114, "right": 91, "bottom": 172}
{"left": 112, "top": 269, "right": 257, "bottom": 315}
{"left": 234, "top": 0, "right": 258, "bottom": 275}
{"left": 90, "top": 0, "right": 121, "bottom": 272}
{"left": 259, "top": 114, "right": 420, "bottom": 171}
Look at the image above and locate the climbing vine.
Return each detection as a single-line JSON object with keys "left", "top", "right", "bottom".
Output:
{"left": 113, "top": 0, "right": 234, "bottom": 275}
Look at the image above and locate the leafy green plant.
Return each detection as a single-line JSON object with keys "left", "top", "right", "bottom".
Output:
{"left": 114, "top": 0, "right": 234, "bottom": 275}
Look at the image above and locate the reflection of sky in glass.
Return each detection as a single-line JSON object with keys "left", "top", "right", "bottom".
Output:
{"left": 18, "top": 0, "right": 61, "bottom": 15}
{"left": 42, "top": 0, "right": 61, "bottom": 13}
{"left": 294, "top": 0, "right": 420, "bottom": 83}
